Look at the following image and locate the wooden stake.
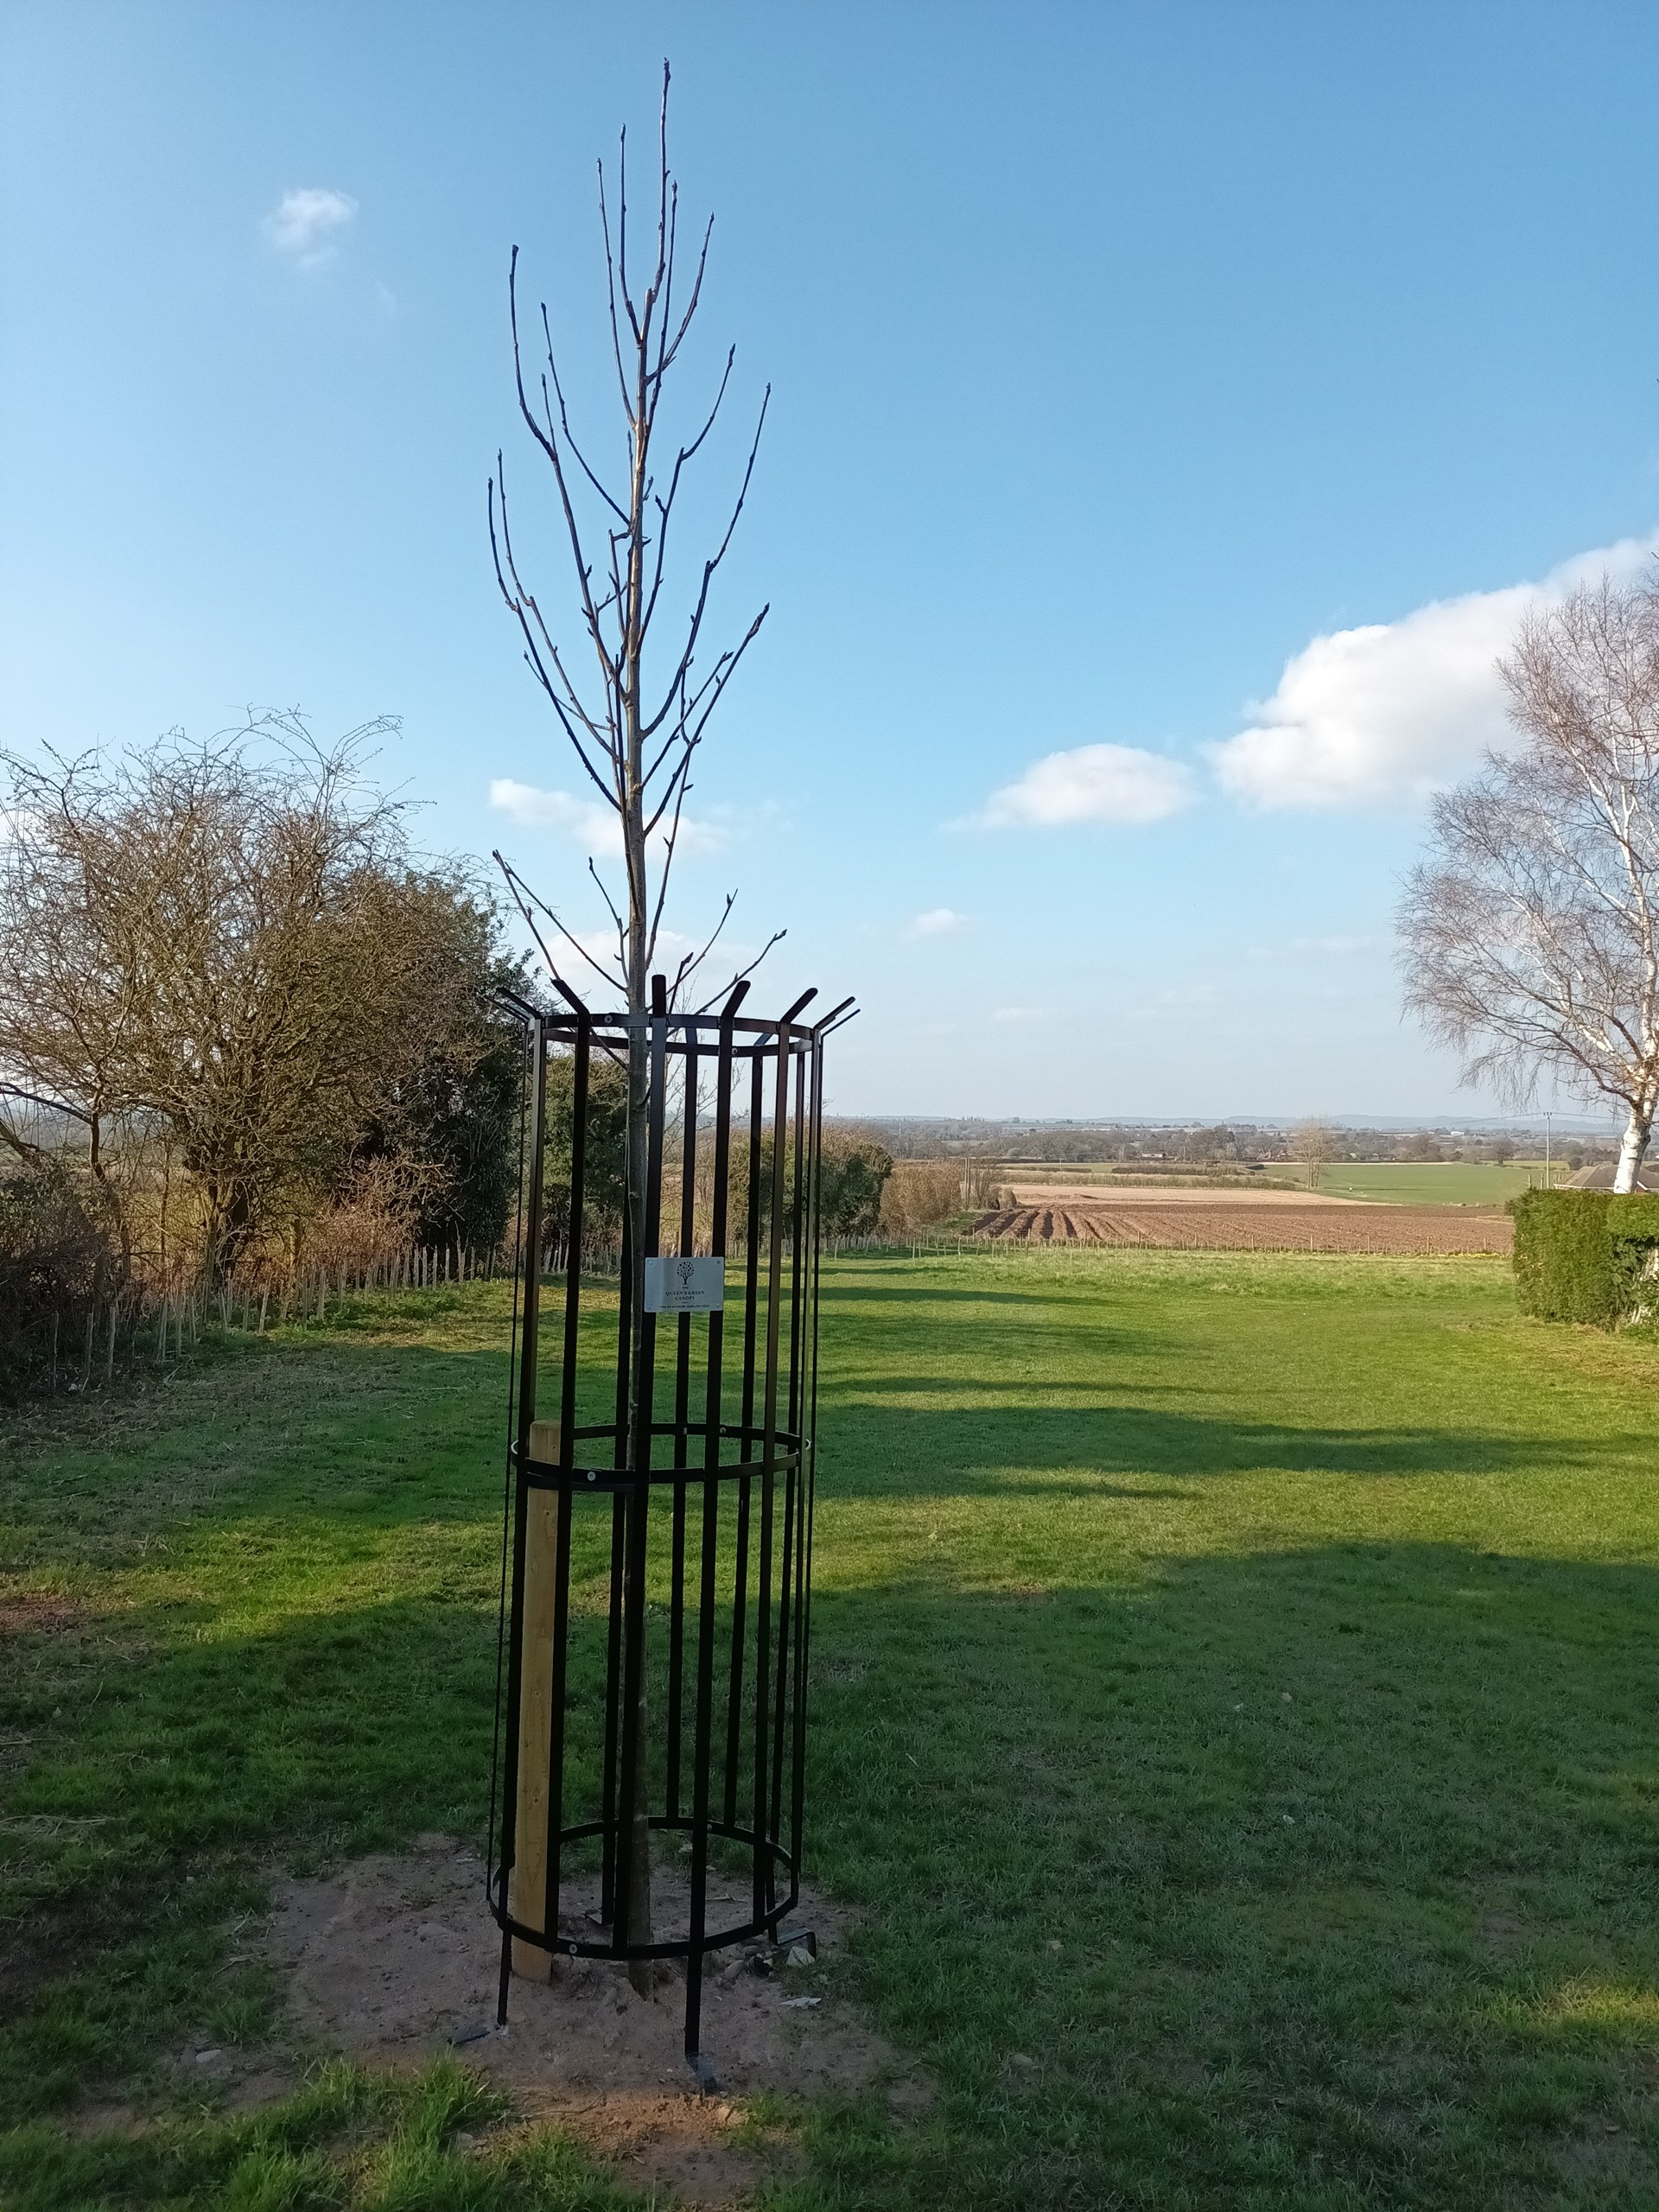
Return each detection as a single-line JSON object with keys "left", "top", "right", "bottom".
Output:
{"left": 511, "top": 1415, "right": 563, "bottom": 1978}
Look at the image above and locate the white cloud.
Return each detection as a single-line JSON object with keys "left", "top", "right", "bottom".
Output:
{"left": 973, "top": 743, "right": 1194, "bottom": 831}
{"left": 1129, "top": 982, "right": 1221, "bottom": 1020}
{"left": 907, "top": 906, "right": 969, "bottom": 938}
{"left": 1247, "top": 931, "right": 1383, "bottom": 961}
{"left": 264, "top": 188, "right": 359, "bottom": 266}
{"left": 1210, "top": 532, "right": 1659, "bottom": 810}
{"left": 490, "top": 778, "right": 726, "bottom": 858}
{"left": 491, "top": 779, "right": 620, "bottom": 853}
{"left": 972, "top": 742, "right": 1197, "bottom": 829}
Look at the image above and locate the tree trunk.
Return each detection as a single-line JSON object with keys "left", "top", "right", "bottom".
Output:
{"left": 620, "top": 399, "right": 654, "bottom": 1996}
{"left": 621, "top": 1001, "right": 654, "bottom": 1994}
{"left": 201, "top": 1177, "right": 257, "bottom": 1289}
{"left": 1613, "top": 1102, "right": 1653, "bottom": 1192}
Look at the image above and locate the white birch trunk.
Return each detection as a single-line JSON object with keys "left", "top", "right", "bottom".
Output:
{"left": 1613, "top": 1101, "right": 1653, "bottom": 1193}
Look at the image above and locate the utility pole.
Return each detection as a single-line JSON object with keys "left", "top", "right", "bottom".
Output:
{"left": 1544, "top": 1109, "right": 1553, "bottom": 1190}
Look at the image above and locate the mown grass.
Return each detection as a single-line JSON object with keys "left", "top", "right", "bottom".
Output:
{"left": 3, "top": 1252, "right": 1659, "bottom": 2207}
{"left": 1310, "top": 1162, "right": 1546, "bottom": 1207}
{"left": 0, "top": 2056, "right": 643, "bottom": 2209}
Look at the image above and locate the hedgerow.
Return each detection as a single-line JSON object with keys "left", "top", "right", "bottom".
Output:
{"left": 1510, "top": 1187, "right": 1659, "bottom": 1327}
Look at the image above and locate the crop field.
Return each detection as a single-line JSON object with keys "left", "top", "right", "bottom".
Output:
{"left": 4, "top": 1250, "right": 1659, "bottom": 2209}
{"left": 972, "top": 1200, "right": 1513, "bottom": 1253}
{"left": 990, "top": 1164, "right": 1553, "bottom": 1210}
{"left": 1312, "top": 1163, "right": 1549, "bottom": 1208}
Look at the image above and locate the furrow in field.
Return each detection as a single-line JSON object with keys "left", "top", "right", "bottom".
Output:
{"left": 965, "top": 1201, "right": 1513, "bottom": 1253}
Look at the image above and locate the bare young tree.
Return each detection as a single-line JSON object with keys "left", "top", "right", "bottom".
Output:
{"left": 488, "top": 63, "right": 771, "bottom": 1017}
{"left": 1290, "top": 1119, "right": 1335, "bottom": 1191}
{"left": 488, "top": 63, "right": 772, "bottom": 1987}
{"left": 1400, "top": 573, "right": 1659, "bottom": 1192}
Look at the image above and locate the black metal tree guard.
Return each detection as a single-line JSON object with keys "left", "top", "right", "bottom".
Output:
{"left": 487, "top": 972, "right": 855, "bottom": 2083}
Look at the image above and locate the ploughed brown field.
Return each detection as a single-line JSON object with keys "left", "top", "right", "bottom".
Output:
{"left": 969, "top": 1198, "right": 1512, "bottom": 1254}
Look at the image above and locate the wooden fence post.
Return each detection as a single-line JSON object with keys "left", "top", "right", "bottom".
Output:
{"left": 511, "top": 1414, "right": 563, "bottom": 1978}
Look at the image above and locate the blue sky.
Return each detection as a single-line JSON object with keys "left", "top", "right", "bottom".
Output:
{"left": 3, "top": 2, "right": 1657, "bottom": 1122}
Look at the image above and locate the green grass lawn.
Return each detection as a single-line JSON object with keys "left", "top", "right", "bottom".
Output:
{"left": 4, "top": 1254, "right": 1659, "bottom": 2209}
{"left": 1309, "top": 1163, "right": 1547, "bottom": 1207}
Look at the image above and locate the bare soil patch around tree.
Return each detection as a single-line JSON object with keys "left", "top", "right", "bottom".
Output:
{"left": 264, "top": 1834, "right": 909, "bottom": 2206}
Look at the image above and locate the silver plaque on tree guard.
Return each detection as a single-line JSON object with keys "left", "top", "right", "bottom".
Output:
{"left": 644, "top": 1255, "right": 727, "bottom": 1313}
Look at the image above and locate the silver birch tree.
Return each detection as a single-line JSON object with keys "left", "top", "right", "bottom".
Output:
{"left": 1400, "top": 574, "right": 1659, "bottom": 1192}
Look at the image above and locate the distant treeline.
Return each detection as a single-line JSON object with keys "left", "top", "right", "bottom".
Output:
{"left": 832, "top": 1118, "right": 1618, "bottom": 1169}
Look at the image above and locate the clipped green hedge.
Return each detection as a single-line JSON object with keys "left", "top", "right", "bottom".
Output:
{"left": 1608, "top": 1195, "right": 1659, "bottom": 1323}
{"left": 1510, "top": 1188, "right": 1659, "bottom": 1327}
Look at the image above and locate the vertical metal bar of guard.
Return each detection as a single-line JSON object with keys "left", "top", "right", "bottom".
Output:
{"left": 772, "top": 1039, "right": 810, "bottom": 1849}
{"left": 542, "top": 1012, "right": 588, "bottom": 1951}
{"left": 686, "top": 988, "right": 741, "bottom": 2064}
{"left": 560, "top": 1016, "right": 589, "bottom": 1446}
{"left": 787, "top": 1035, "right": 806, "bottom": 1434}
{"left": 770, "top": 1039, "right": 805, "bottom": 1851}
{"left": 753, "top": 1017, "right": 791, "bottom": 1925}
{"left": 723, "top": 1047, "right": 766, "bottom": 1823}
{"left": 668, "top": 1027, "right": 699, "bottom": 1819}
{"left": 790, "top": 1032, "right": 826, "bottom": 1872}
{"left": 614, "top": 979, "right": 668, "bottom": 1955}
{"left": 486, "top": 1015, "right": 531, "bottom": 1906}
{"left": 497, "top": 1015, "right": 549, "bottom": 2023}
{"left": 601, "top": 1187, "right": 632, "bottom": 1923}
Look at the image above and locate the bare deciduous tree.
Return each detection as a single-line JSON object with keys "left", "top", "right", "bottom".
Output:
{"left": 1400, "top": 575, "right": 1659, "bottom": 1193}
{"left": 487, "top": 63, "right": 773, "bottom": 1983}
{"left": 1290, "top": 1120, "right": 1335, "bottom": 1191}
{"left": 0, "top": 717, "right": 493, "bottom": 1281}
{"left": 488, "top": 61, "right": 771, "bottom": 1020}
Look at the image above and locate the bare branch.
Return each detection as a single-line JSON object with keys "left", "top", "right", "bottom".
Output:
{"left": 493, "top": 850, "right": 623, "bottom": 993}
{"left": 640, "top": 386, "right": 771, "bottom": 740}
{"left": 670, "top": 890, "right": 736, "bottom": 998}
{"left": 692, "top": 924, "right": 786, "bottom": 1014}
{"left": 640, "top": 342, "right": 735, "bottom": 641}
{"left": 539, "top": 302, "right": 630, "bottom": 526}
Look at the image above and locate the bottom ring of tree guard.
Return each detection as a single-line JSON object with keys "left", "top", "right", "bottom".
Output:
{"left": 486, "top": 975, "right": 855, "bottom": 2083}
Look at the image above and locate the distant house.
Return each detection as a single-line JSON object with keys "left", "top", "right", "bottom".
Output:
{"left": 1565, "top": 1164, "right": 1659, "bottom": 1193}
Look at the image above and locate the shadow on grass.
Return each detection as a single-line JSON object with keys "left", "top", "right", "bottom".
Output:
{"left": 820, "top": 1389, "right": 1654, "bottom": 1494}
{"left": 7, "top": 1271, "right": 1659, "bottom": 2207}
{"left": 798, "top": 1539, "right": 1659, "bottom": 2208}
{"left": 7, "top": 1501, "right": 1659, "bottom": 2205}
{"left": 816, "top": 1280, "right": 1139, "bottom": 1307}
